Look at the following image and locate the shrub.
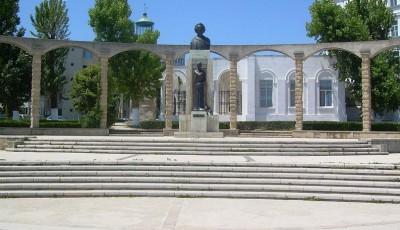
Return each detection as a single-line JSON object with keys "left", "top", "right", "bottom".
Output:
{"left": 0, "top": 119, "right": 29, "bottom": 127}
{"left": 80, "top": 109, "right": 101, "bottom": 128}
{"left": 372, "top": 122, "right": 400, "bottom": 131}
{"left": 220, "top": 121, "right": 295, "bottom": 130}
{"left": 39, "top": 120, "right": 81, "bottom": 128}
{"left": 139, "top": 121, "right": 179, "bottom": 129}
{"left": 303, "top": 121, "right": 362, "bottom": 131}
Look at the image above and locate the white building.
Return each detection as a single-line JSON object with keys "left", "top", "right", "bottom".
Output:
{"left": 39, "top": 48, "right": 97, "bottom": 120}
{"left": 163, "top": 54, "right": 346, "bottom": 122}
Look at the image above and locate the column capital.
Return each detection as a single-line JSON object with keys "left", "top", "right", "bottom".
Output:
{"left": 294, "top": 51, "right": 305, "bottom": 59}
{"left": 229, "top": 53, "right": 239, "bottom": 62}
{"left": 360, "top": 49, "right": 371, "bottom": 58}
{"left": 164, "top": 52, "right": 176, "bottom": 62}
{"left": 100, "top": 56, "right": 109, "bottom": 63}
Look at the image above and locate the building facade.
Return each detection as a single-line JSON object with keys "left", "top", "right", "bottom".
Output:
{"left": 162, "top": 54, "right": 346, "bottom": 122}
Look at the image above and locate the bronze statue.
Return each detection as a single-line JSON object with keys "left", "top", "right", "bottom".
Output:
{"left": 193, "top": 62, "right": 206, "bottom": 110}
{"left": 190, "top": 23, "right": 210, "bottom": 50}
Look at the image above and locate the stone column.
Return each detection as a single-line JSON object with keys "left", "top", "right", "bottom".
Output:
{"left": 294, "top": 52, "right": 304, "bottom": 131}
{"left": 100, "top": 57, "right": 108, "bottom": 129}
{"left": 30, "top": 54, "right": 42, "bottom": 128}
{"left": 164, "top": 54, "right": 174, "bottom": 130}
{"left": 361, "top": 51, "right": 372, "bottom": 132}
{"left": 229, "top": 54, "right": 238, "bottom": 130}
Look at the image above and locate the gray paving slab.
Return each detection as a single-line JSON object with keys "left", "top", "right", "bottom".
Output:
{"left": 0, "top": 198, "right": 400, "bottom": 230}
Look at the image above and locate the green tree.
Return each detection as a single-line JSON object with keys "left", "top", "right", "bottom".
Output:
{"left": 71, "top": 65, "right": 117, "bottom": 127}
{"left": 71, "top": 65, "right": 101, "bottom": 127}
{"left": 89, "top": 0, "right": 164, "bottom": 125}
{"left": 113, "top": 30, "right": 164, "bottom": 107}
{"left": 307, "top": 0, "right": 400, "bottom": 114}
{"left": 30, "top": 0, "right": 70, "bottom": 112}
{"left": 0, "top": 0, "right": 32, "bottom": 117}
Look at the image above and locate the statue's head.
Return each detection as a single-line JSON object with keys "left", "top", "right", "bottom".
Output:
{"left": 194, "top": 23, "right": 206, "bottom": 36}
{"left": 196, "top": 62, "right": 202, "bottom": 69}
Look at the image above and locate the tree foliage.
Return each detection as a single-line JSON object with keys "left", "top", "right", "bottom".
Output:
{"left": 89, "top": 0, "right": 135, "bottom": 42}
{"left": 71, "top": 65, "right": 101, "bottom": 115}
{"left": 71, "top": 65, "right": 101, "bottom": 127}
{"left": 89, "top": 0, "right": 164, "bottom": 108}
{"left": 306, "top": 0, "right": 400, "bottom": 114}
{"left": 31, "top": 0, "right": 70, "bottom": 108}
{"left": 0, "top": 0, "right": 32, "bottom": 117}
{"left": 71, "top": 65, "right": 116, "bottom": 127}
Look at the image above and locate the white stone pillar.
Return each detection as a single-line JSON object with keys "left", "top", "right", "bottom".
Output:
{"left": 361, "top": 51, "right": 371, "bottom": 132}
{"left": 100, "top": 57, "right": 108, "bottom": 129}
{"left": 294, "top": 52, "right": 304, "bottom": 131}
{"left": 229, "top": 54, "right": 238, "bottom": 130}
{"left": 31, "top": 54, "right": 42, "bottom": 128}
{"left": 164, "top": 54, "right": 175, "bottom": 130}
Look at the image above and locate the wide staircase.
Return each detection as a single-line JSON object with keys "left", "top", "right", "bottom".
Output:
{"left": 5, "top": 137, "right": 388, "bottom": 156}
{"left": 0, "top": 161, "right": 399, "bottom": 202}
{"left": 2, "top": 137, "right": 399, "bottom": 202}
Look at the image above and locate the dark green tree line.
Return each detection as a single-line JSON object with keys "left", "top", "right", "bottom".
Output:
{"left": 307, "top": 0, "right": 400, "bottom": 114}
{"left": 0, "top": 0, "right": 32, "bottom": 117}
{"left": 31, "top": 0, "right": 70, "bottom": 111}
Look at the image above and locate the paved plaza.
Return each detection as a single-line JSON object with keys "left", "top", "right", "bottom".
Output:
{"left": 1, "top": 197, "right": 400, "bottom": 230}
{"left": 0, "top": 136, "right": 400, "bottom": 229}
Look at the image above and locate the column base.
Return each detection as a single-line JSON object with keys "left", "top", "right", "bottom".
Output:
{"left": 163, "top": 128, "right": 175, "bottom": 136}
{"left": 224, "top": 129, "right": 239, "bottom": 137}
{"left": 174, "top": 132, "right": 224, "bottom": 138}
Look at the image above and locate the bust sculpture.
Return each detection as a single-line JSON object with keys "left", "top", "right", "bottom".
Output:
{"left": 193, "top": 62, "right": 206, "bottom": 110}
{"left": 190, "top": 23, "right": 210, "bottom": 50}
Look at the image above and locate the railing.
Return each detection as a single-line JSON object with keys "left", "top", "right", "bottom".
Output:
{"left": 173, "top": 90, "right": 186, "bottom": 115}
{"left": 219, "top": 91, "right": 242, "bottom": 115}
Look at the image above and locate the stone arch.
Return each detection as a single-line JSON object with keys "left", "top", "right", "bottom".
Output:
{"left": 217, "top": 69, "right": 242, "bottom": 115}
{"left": 371, "top": 44, "right": 400, "bottom": 58}
{"left": 109, "top": 46, "right": 163, "bottom": 59}
{"left": 239, "top": 49, "right": 293, "bottom": 61}
{"left": 0, "top": 40, "right": 32, "bottom": 54}
{"left": 304, "top": 47, "right": 360, "bottom": 61}
{"left": 42, "top": 44, "right": 101, "bottom": 57}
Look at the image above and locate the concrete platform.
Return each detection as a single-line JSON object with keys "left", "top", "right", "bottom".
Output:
{"left": 174, "top": 132, "right": 224, "bottom": 138}
{"left": 0, "top": 198, "right": 400, "bottom": 230}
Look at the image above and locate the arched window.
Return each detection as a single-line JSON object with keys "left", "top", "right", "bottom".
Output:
{"left": 259, "top": 71, "right": 275, "bottom": 108}
{"left": 172, "top": 73, "right": 186, "bottom": 115}
{"left": 319, "top": 79, "right": 333, "bottom": 107}
{"left": 218, "top": 71, "right": 242, "bottom": 115}
{"left": 288, "top": 73, "right": 296, "bottom": 108}
{"left": 317, "top": 70, "right": 335, "bottom": 108}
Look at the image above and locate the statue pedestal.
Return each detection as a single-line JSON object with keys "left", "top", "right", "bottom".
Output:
{"left": 175, "top": 111, "right": 223, "bottom": 138}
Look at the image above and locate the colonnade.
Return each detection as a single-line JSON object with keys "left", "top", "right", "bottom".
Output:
{"left": 0, "top": 35, "right": 380, "bottom": 132}
{"left": 27, "top": 49, "right": 374, "bottom": 132}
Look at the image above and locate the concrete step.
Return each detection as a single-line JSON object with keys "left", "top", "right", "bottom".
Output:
{"left": 2, "top": 165, "right": 399, "bottom": 175}
{"left": 1, "top": 190, "right": 399, "bottom": 203}
{"left": 1, "top": 183, "right": 400, "bottom": 196}
{"left": 21, "top": 141, "right": 374, "bottom": 148}
{"left": 2, "top": 176, "right": 399, "bottom": 188}
{"left": 25, "top": 137, "right": 370, "bottom": 145}
{"left": 15, "top": 144, "right": 380, "bottom": 153}
{"left": 1, "top": 161, "right": 394, "bottom": 170}
{"left": 1, "top": 171, "right": 399, "bottom": 182}
{"left": 6, "top": 148, "right": 387, "bottom": 156}
{"left": 239, "top": 131, "right": 293, "bottom": 138}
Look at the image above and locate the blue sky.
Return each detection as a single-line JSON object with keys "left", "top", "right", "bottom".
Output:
{"left": 19, "top": 0, "right": 316, "bottom": 45}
